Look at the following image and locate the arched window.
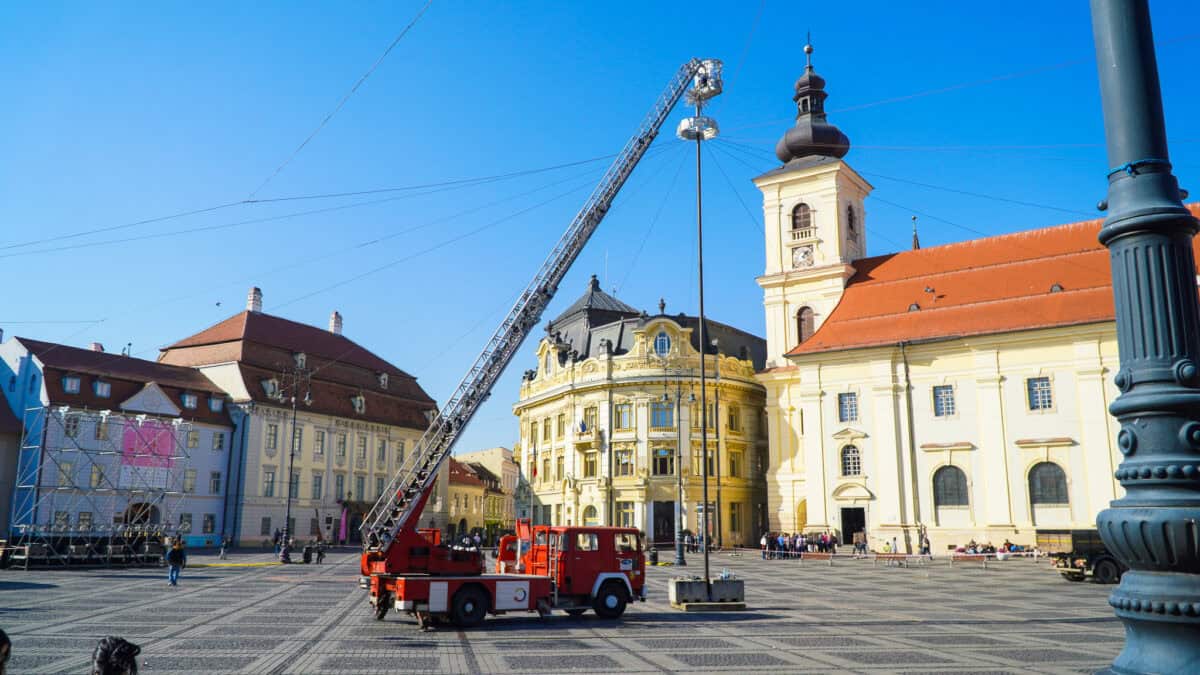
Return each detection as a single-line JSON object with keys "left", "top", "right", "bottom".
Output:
{"left": 791, "top": 203, "right": 812, "bottom": 231}
{"left": 1029, "top": 462, "right": 1069, "bottom": 504}
{"left": 840, "top": 445, "right": 861, "bottom": 476}
{"left": 654, "top": 331, "right": 671, "bottom": 357}
{"left": 582, "top": 505, "right": 599, "bottom": 526}
{"left": 796, "top": 307, "right": 815, "bottom": 344}
{"left": 846, "top": 204, "right": 857, "bottom": 238}
{"left": 933, "top": 466, "right": 969, "bottom": 507}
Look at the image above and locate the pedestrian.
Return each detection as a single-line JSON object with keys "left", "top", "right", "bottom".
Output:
{"left": 473, "top": 532, "right": 482, "bottom": 549}
{"left": 892, "top": 536, "right": 899, "bottom": 555}
{"left": 165, "top": 541, "right": 186, "bottom": 586}
{"left": 273, "top": 528, "right": 281, "bottom": 554}
{"left": 91, "top": 636, "right": 140, "bottom": 675}
{"left": 218, "top": 535, "right": 229, "bottom": 560}
{"left": 760, "top": 532, "right": 768, "bottom": 560}
{"left": 316, "top": 540, "right": 327, "bottom": 564}
{"left": 0, "top": 628, "right": 10, "bottom": 675}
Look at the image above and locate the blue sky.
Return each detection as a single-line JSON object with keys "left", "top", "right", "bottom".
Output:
{"left": 3, "top": 1, "right": 1200, "bottom": 453}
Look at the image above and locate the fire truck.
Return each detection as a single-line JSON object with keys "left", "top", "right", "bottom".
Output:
{"left": 357, "top": 58, "right": 724, "bottom": 628}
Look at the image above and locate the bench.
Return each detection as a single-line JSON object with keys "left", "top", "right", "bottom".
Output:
{"left": 874, "top": 553, "right": 911, "bottom": 567}
{"left": 951, "top": 553, "right": 989, "bottom": 568}
{"left": 799, "top": 551, "right": 834, "bottom": 566}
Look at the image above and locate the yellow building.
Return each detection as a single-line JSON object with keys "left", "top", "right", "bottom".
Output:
{"left": 448, "top": 458, "right": 486, "bottom": 538}
{"left": 753, "top": 46, "right": 1152, "bottom": 553}
{"left": 513, "top": 276, "right": 768, "bottom": 547}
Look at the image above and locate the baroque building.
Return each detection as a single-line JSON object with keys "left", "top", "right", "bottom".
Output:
{"left": 456, "top": 446, "right": 519, "bottom": 538}
{"left": 513, "top": 276, "right": 768, "bottom": 547}
{"left": 157, "top": 287, "right": 444, "bottom": 545}
{"left": 753, "top": 45, "right": 1200, "bottom": 552}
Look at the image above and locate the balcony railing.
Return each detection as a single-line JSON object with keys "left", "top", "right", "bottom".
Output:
{"left": 790, "top": 227, "right": 815, "bottom": 241}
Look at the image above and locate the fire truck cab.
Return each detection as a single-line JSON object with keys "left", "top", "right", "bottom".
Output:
{"left": 368, "top": 522, "right": 645, "bottom": 628}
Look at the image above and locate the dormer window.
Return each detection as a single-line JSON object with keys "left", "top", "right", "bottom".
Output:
{"left": 208, "top": 397, "right": 224, "bottom": 413}
{"left": 93, "top": 381, "right": 111, "bottom": 398}
{"left": 378, "top": 372, "right": 389, "bottom": 390}
{"left": 351, "top": 394, "right": 366, "bottom": 415}
{"left": 294, "top": 352, "right": 306, "bottom": 368}
{"left": 181, "top": 393, "right": 198, "bottom": 410}
{"left": 261, "top": 378, "right": 279, "bottom": 399}
{"left": 62, "top": 376, "right": 81, "bottom": 394}
{"left": 654, "top": 331, "right": 671, "bottom": 357}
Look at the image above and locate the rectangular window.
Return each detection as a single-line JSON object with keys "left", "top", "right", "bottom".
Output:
{"left": 555, "top": 454, "right": 564, "bottom": 481}
{"left": 1027, "top": 376, "right": 1053, "bottom": 411}
{"left": 292, "top": 427, "right": 304, "bottom": 457}
{"left": 933, "top": 385, "right": 956, "bottom": 417}
{"left": 187, "top": 430, "right": 199, "bottom": 449}
{"left": 335, "top": 474, "right": 345, "bottom": 500}
{"left": 529, "top": 421, "right": 537, "bottom": 446}
{"left": 838, "top": 392, "right": 859, "bottom": 423}
{"left": 650, "top": 402, "right": 674, "bottom": 428}
{"left": 213, "top": 432, "right": 225, "bottom": 451}
{"left": 261, "top": 516, "right": 272, "bottom": 536}
{"left": 208, "top": 397, "right": 223, "bottom": 413}
{"left": 615, "top": 403, "right": 633, "bottom": 430}
{"left": 583, "top": 451, "right": 597, "bottom": 478}
{"left": 266, "top": 424, "right": 279, "bottom": 450}
{"left": 396, "top": 440, "right": 405, "bottom": 465}
{"left": 64, "top": 416, "right": 80, "bottom": 438}
{"left": 90, "top": 465, "right": 104, "bottom": 488}
{"left": 376, "top": 477, "right": 385, "bottom": 499}
{"left": 312, "top": 473, "right": 323, "bottom": 500}
{"left": 727, "top": 405, "right": 740, "bottom": 432}
{"left": 692, "top": 448, "right": 715, "bottom": 477}
{"left": 543, "top": 418, "right": 552, "bottom": 441}
{"left": 652, "top": 446, "right": 674, "bottom": 475}
{"left": 576, "top": 532, "right": 599, "bottom": 551}
{"left": 336, "top": 434, "right": 347, "bottom": 459}
{"left": 59, "top": 461, "right": 74, "bottom": 487}
{"left": 63, "top": 376, "right": 81, "bottom": 394}
{"left": 179, "top": 513, "right": 193, "bottom": 532}
{"left": 95, "top": 419, "right": 109, "bottom": 440}
{"left": 617, "top": 501, "right": 635, "bottom": 528}
{"left": 355, "top": 476, "right": 365, "bottom": 501}
{"left": 94, "top": 381, "right": 111, "bottom": 398}
{"left": 554, "top": 504, "right": 562, "bottom": 525}
{"left": 263, "top": 469, "right": 276, "bottom": 498}
{"left": 583, "top": 407, "right": 598, "bottom": 433}
{"left": 54, "top": 510, "right": 69, "bottom": 529}
{"left": 556, "top": 413, "right": 565, "bottom": 438}
{"left": 184, "top": 469, "right": 197, "bottom": 493}
{"left": 377, "top": 439, "right": 387, "bottom": 463}
{"left": 728, "top": 450, "right": 742, "bottom": 478}
{"left": 78, "top": 511, "right": 93, "bottom": 530}
{"left": 203, "top": 514, "right": 215, "bottom": 534}
{"left": 209, "top": 471, "right": 221, "bottom": 494}
{"left": 616, "top": 447, "right": 634, "bottom": 476}
{"left": 356, "top": 435, "right": 367, "bottom": 460}
{"left": 730, "top": 502, "right": 742, "bottom": 533}
{"left": 289, "top": 471, "right": 300, "bottom": 498}
{"left": 693, "top": 402, "right": 716, "bottom": 429}
{"left": 181, "top": 393, "right": 198, "bottom": 409}
{"left": 314, "top": 430, "right": 326, "bottom": 456}
{"left": 541, "top": 457, "right": 550, "bottom": 483}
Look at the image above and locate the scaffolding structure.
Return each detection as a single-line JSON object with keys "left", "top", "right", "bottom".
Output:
{"left": 10, "top": 406, "right": 193, "bottom": 567}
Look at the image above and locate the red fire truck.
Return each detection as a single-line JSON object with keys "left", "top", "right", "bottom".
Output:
{"left": 362, "top": 519, "right": 645, "bottom": 628}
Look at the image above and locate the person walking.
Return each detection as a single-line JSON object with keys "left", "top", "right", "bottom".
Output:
{"left": 760, "top": 533, "right": 768, "bottom": 560}
{"left": 165, "top": 542, "right": 186, "bottom": 586}
{"left": 316, "top": 540, "right": 327, "bottom": 564}
{"left": 218, "top": 535, "right": 229, "bottom": 560}
{"left": 90, "top": 636, "right": 140, "bottom": 675}
{"left": 272, "top": 528, "right": 281, "bottom": 554}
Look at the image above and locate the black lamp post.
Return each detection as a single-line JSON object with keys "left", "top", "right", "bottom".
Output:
{"left": 277, "top": 365, "right": 311, "bottom": 555}
{"left": 1091, "top": 1, "right": 1200, "bottom": 671}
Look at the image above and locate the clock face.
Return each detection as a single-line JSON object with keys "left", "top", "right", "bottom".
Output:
{"left": 792, "top": 245, "right": 814, "bottom": 269}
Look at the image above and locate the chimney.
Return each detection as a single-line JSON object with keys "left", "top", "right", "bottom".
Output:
{"left": 247, "top": 287, "right": 263, "bottom": 312}
{"left": 90, "top": 342, "right": 105, "bottom": 352}
{"left": 329, "top": 311, "right": 343, "bottom": 335}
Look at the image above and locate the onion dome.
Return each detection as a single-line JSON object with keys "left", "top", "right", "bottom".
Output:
{"left": 774, "top": 42, "right": 851, "bottom": 164}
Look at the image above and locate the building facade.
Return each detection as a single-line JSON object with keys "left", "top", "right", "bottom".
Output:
{"left": 157, "top": 287, "right": 444, "bottom": 545}
{"left": 0, "top": 337, "right": 234, "bottom": 547}
{"left": 456, "top": 446, "right": 518, "bottom": 535}
{"left": 513, "top": 276, "right": 768, "bottom": 547}
{"left": 751, "top": 47, "right": 1184, "bottom": 553}
{"left": 448, "top": 458, "right": 486, "bottom": 539}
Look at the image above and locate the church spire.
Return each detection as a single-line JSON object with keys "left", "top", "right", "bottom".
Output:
{"left": 774, "top": 38, "right": 851, "bottom": 165}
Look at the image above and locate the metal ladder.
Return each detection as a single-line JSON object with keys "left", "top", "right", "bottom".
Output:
{"left": 360, "top": 58, "right": 724, "bottom": 553}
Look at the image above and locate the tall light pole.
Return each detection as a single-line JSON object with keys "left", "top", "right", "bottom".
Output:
{"left": 1091, "top": 2, "right": 1200, "bottom": 672}
{"left": 276, "top": 365, "right": 311, "bottom": 555}
{"left": 667, "top": 380, "right": 689, "bottom": 567}
{"left": 677, "top": 61, "right": 722, "bottom": 595}
{"left": 713, "top": 338, "right": 723, "bottom": 549}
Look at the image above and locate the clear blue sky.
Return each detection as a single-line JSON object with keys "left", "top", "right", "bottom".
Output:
{"left": 3, "top": 2, "right": 1200, "bottom": 453}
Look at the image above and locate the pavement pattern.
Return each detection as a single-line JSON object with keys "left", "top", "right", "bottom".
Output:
{"left": 0, "top": 547, "right": 1122, "bottom": 673}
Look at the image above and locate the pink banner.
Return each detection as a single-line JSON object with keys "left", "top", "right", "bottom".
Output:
{"left": 121, "top": 420, "right": 176, "bottom": 469}
{"left": 338, "top": 505, "right": 348, "bottom": 543}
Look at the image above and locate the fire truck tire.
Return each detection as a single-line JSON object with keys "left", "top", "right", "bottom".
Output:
{"left": 565, "top": 608, "right": 588, "bottom": 617}
{"left": 592, "top": 582, "right": 628, "bottom": 619}
{"left": 451, "top": 586, "right": 489, "bottom": 628}
{"left": 1094, "top": 559, "right": 1120, "bottom": 585}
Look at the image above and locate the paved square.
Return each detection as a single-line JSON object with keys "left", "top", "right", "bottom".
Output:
{"left": 1, "top": 549, "right": 1122, "bottom": 673}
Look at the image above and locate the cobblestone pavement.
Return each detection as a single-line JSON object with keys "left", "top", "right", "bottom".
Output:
{"left": 0, "top": 547, "right": 1121, "bottom": 673}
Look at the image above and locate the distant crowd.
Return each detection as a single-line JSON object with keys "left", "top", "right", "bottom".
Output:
{"left": 759, "top": 531, "right": 839, "bottom": 559}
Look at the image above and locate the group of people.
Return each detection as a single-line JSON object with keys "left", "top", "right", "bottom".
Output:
{"left": 0, "top": 630, "right": 140, "bottom": 675}
{"left": 682, "top": 532, "right": 711, "bottom": 553}
{"left": 759, "top": 531, "right": 838, "bottom": 559}
{"left": 956, "top": 539, "right": 1032, "bottom": 556}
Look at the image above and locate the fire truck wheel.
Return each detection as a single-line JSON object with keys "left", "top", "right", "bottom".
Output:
{"left": 451, "top": 586, "right": 489, "bottom": 628}
{"left": 1094, "top": 559, "right": 1120, "bottom": 585}
{"left": 565, "top": 608, "right": 587, "bottom": 617}
{"left": 592, "top": 582, "right": 628, "bottom": 619}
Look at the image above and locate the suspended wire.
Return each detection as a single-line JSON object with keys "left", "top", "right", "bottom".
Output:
{"left": 723, "top": 0, "right": 767, "bottom": 94}
{"left": 247, "top": 0, "right": 435, "bottom": 199}
{"left": 616, "top": 144, "right": 691, "bottom": 294}
{"left": 0, "top": 201, "right": 246, "bottom": 252}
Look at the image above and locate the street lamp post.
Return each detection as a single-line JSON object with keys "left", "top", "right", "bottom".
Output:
{"left": 276, "top": 365, "right": 311, "bottom": 559}
{"left": 669, "top": 381, "right": 689, "bottom": 567}
{"left": 1091, "top": 2, "right": 1200, "bottom": 671}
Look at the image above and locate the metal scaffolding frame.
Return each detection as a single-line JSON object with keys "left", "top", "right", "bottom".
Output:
{"left": 10, "top": 406, "right": 193, "bottom": 567}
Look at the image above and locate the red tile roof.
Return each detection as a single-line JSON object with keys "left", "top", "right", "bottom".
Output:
{"left": 449, "top": 458, "right": 485, "bottom": 488}
{"left": 786, "top": 204, "right": 1200, "bottom": 356}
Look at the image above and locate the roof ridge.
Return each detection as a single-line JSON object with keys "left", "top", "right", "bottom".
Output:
{"left": 830, "top": 284, "right": 1111, "bottom": 324}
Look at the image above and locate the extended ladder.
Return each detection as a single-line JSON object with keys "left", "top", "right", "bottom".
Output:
{"left": 361, "top": 58, "right": 724, "bottom": 553}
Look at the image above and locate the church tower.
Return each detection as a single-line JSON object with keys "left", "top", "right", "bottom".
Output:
{"left": 754, "top": 43, "right": 872, "bottom": 367}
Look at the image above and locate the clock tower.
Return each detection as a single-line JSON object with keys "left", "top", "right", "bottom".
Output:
{"left": 754, "top": 43, "right": 872, "bottom": 367}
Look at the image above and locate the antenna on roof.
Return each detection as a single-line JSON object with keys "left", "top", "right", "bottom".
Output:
{"left": 911, "top": 215, "right": 921, "bottom": 250}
